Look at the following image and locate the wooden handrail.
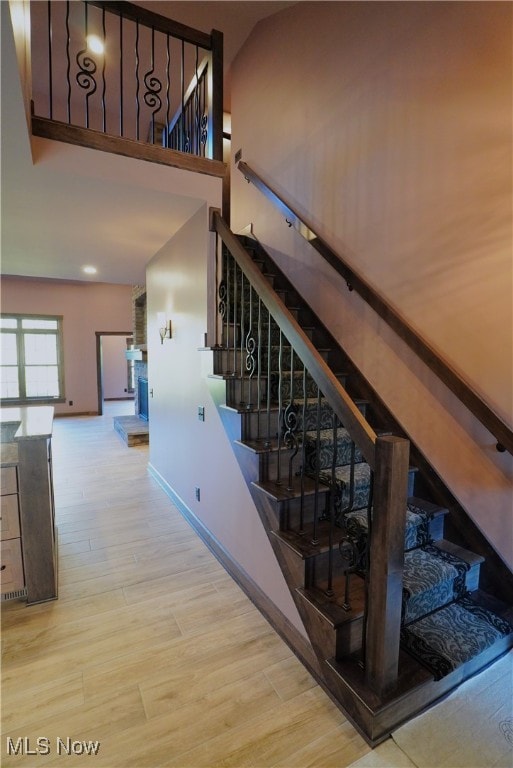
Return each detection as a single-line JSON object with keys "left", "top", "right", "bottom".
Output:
{"left": 87, "top": 1, "right": 213, "bottom": 48}
{"left": 213, "top": 211, "right": 378, "bottom": 468}
{"left": 238, "top": 161, "right": 513, "bottom": 456}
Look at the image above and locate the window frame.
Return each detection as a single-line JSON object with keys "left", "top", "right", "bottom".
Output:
{"left": 0, "top": 313, "right": 66, "bottom": 405}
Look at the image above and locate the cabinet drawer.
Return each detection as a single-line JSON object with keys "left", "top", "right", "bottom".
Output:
{"left": 1, "top": 538, "right": 24, "bottom": 594}
{"left": 1, "top": 467, "right": 18, "bottom": 496}
{"left": 1, "top": 495, "right": 20, "bottom": 540}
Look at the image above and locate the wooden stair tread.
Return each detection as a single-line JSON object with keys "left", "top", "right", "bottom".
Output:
{"left": 297, "top": 584, "right": 364, "bottom": 628}
{"left": 270, "top": 522, "right": 336, "bottom": 559}
{"left": 252, "top": 475, "right": 329, "bottom": 502}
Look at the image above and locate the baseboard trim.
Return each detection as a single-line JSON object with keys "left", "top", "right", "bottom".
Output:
{"left": 147, "top": 462, "right": 320, "bottom": 680}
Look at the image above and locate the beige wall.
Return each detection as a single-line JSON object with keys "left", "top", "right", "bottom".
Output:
{"left": 230, "top": 2, "right": 513, "bottom": 566}
{"left": 146, "top": 204, "right": 305, "bottom": 635}
{"left": 1, "top": 276, "right": 132, "bottom": 414}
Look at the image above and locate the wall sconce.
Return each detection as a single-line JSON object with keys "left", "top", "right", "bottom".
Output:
{"left": 157, "top": 313, "right": 172, "bottom": 344}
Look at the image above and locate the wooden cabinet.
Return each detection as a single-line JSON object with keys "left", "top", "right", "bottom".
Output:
{"left": 1, "top": 407, "right": 57, "bottom": 604}
{"left": 1, "top": 466, "right": 24, "bottom": 596}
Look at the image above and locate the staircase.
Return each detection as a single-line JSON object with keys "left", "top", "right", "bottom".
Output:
{"left": 206, "top": 221, "right": 513, "bottom": 744}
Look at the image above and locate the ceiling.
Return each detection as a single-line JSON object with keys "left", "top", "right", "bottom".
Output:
{"left": 1, "top": 1, "right": 296, "bottom": 286}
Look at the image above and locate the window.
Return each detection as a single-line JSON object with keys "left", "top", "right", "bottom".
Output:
{"left": 0, "top": 314, "right": 64, "bottom": 402}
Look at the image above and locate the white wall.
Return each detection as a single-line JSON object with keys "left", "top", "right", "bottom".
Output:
{"left": 101, "top": 334, "right": 132, "bottom": 400}
{"left": 146, "top": 203, "right": 306, "bottom": 635}
{"left": 230, "top": 2, "right": 513, "bottom": 567}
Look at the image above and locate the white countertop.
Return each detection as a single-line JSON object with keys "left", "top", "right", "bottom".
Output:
{"left": 1, "top": 406, "right": 54, "bottom": 440}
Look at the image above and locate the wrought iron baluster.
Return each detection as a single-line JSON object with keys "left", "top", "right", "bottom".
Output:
{"left": 144, "top": 26, "right": 162, "bottom": 144}
{"left": 76, "top": 2, "right": 97, "bottom": 129}
{"left": 135, "top": 21, "right": 140, "bottom": 139}
{"left": 299, "top": 363, "right": 307, "bottom": 534}
{"left": 360, "top": 471, "right": 374, "bottom": 668}
{"left": 231, "top": 260, "right": 238, "bottom": 377}
{"left": 265, "top": 307, "right": 272, "bottom": 447}
{"left": 201, "top": 69, "right": 208, "bottom": 155}
{"left": 165, "top": 34, "right": 170, "bottom": 147}
{"left": 119, "top": 13, "right": 123, "bottom": 137}
{"left": 225, "top": 250, "right": 231, "bottom": 363}
{"left": 276, "top": 330, "right": 283, "bottom": 485}
{"left": 284, "top": 350, "right": 299, "bottom": 492}
{"left": 65, "top": 1, "right": 71, "bottom": 123}
{"left": 256, "top": 297, "right": 262, "bottom": 440}
{"left": 326, "top": 412, "right": 338, "bottom": 597}
{"left": 311, "top": 386, "right": 321, "bottom": 546}
{"left": 194, "top": 46, "right": 200, "bottom": 155}
{"left": 47, "top": 1, "right": 53, "bottom": 119}
{"left": 245, "top": 284, "right": 256, "bottom": 411}
{"left": 239, "top": 271, "right": 245, "bottom": 405}
{"left": 101, "top": 7, "right": 106, "bottom": 133}
{"left": 180, "top": 39, "right": 185, "bottom": 151}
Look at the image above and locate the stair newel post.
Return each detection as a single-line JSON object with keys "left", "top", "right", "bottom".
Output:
{"left": 365, "top": 435, "right": 410, "bottom": 698}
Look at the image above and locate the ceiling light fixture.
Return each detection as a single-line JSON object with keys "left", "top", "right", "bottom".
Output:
{"left": 87, "top": 35, "right": 105, "bottom": 55}
{"left": 83, "top": 265, "right": 97, "bottom": 275}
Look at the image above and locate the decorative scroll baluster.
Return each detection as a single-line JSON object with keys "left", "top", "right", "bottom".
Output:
{"left": 245, "top": 285, "right": 256, "bottom": 410}
{"left": 276, "top": 331, "right": 284, "bottom": 485}
{"left": 144, "top": 27, "right": 162, "bottom": 144}
{"left": 299, "top": 364, "right": 307, "bottom": 534}
{"left": 283, "top": 350, "right": 299, "bottom": 492}
{"left": 232, "top": 259, "right": 238, "bottom": 378}
{"left": 256, "top": 298, "right": 263, "bottom": 440}
{"left": 76, "top": 3, "right": 97, "bottom": 129}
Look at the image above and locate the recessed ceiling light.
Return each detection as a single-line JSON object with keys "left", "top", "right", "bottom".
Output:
{"left": 87, "top": 35, "right": 104, "bottom": 55}
{"left": 83, "top": 265, "right": 97, "bottom": 275}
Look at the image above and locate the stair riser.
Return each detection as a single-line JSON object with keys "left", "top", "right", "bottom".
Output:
{"left": 213, "top": 346, "right": 332, "bottom": 376}
{"left": 278, "top": 494, "right": 332, "bottom": 531}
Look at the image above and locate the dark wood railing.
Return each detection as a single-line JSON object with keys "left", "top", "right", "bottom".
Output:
{"left": 213, "top": 210, "right": 410, "bottom": 697}
{"left": 238, "top": 161, "right": 513, "bottom": 456}
{"left": 30, "top": 0, "right": 223, "bottom": 162}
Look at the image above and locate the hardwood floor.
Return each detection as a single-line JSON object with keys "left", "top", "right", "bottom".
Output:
{"left": 1, "top": 404, "right": 371, "bottom": 767}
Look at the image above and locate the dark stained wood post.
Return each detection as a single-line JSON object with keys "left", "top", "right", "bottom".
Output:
{"left": 365, "top": 435, "right": 410, "bottom": 697}
{"left": 210, "top": 29, "right": 224, "bottom": 163}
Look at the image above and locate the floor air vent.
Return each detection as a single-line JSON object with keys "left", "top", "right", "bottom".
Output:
{"left": 2, "top": 587, "right": 27, "bottom": 601}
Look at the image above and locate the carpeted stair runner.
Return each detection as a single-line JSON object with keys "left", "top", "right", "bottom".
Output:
{"left": 401, "top": 595, "right": 513, "bottom": 679}
{"left": 226, "top": 235, "right": 513, "bottom": 684}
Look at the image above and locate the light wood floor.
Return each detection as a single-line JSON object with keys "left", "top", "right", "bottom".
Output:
{"left": 1, "top": 403, "right": 371, "bottom": 767}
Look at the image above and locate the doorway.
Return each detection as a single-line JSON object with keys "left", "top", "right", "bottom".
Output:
{"left": 95, "top": 331, "right": 134, "bottom": 416}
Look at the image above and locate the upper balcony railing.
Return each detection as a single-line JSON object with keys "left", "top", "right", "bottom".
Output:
{"left": 30, "top": 1, "right": 224, "bottom": 165}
